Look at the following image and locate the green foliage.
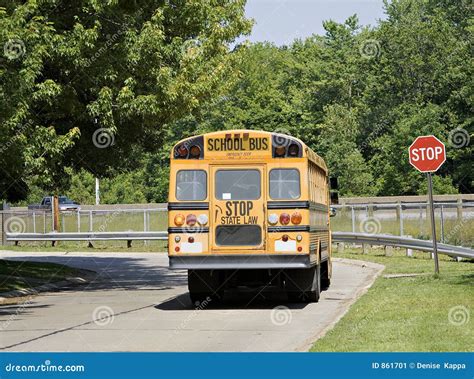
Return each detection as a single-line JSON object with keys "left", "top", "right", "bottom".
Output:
{"left": 173, "top": 0, "right": 472, "bottom": 197}
{"left": 0, "top": 0, "right": 251, "bottom": 201}
{"left": 1, "top": 0, "right": 472, "bottom": 203}
{"left": 66, "top": 168, "right": 148, "bottom": 204}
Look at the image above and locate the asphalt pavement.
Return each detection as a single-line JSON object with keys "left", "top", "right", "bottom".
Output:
{"left": 0, "top": 251, "right": 384, "bottom": 351}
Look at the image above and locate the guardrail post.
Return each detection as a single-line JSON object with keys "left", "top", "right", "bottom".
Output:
{"left": 1, "top": 212, "right": 4, "bottom": 245}
{"left": 43, "top": 212, "right": 46, "bottom": 233}
{"left": 144, "top": 210, "right": 148, "bottom": 246}
{"left": 399, "top": 203, "right": 404, "bottom": 236}
{"left": 405, "top": 235, "right": 413, "bottom": 257}
{"left": 32, "top": 211, "right": 36, "bottom": 233}
{"left": 77, "top": 211, "right": 81, "bottom": 233}
{"left": 363, "top": 244, "right": 369, "bottom": 254}
{"left": 395, "top": 201, "right": 401, "bottom": 220}
{"left": 456, "top": 198, "right": 462, "bottom": 220}
{"left": 419, "top": 205, "right": 423, "bottom": 236}
{"left": 440, "top": 205, "right": 445, "bottom": 243}
{"left": 89, "top": 211, "right": 93, "bottom": 232}
{"left": 351, "top": 206, "right": 355, "bottom": 233}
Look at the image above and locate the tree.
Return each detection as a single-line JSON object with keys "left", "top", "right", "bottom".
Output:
{"left": 0, "top": 0, "right": 251, "bottom": 201}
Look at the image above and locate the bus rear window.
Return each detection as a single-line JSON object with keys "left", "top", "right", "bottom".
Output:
{"left": 176, "top": 170, "right": 207, "bottom": 201}
{"left": 269, "top": 169, "right": 300, "bottom": 199}
{"left": 215, "top": 169, "right": 261, "bottom": 200}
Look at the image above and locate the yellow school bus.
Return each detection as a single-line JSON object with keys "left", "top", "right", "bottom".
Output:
{"left": 168, "top": 130, "right": 334, "bottom": 303}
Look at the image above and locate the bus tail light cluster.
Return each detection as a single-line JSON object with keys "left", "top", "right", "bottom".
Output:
{"left": 174, "top": 214, "right": 185, "bottom": 226}
{"left": 291, "top": 212, "right": 302, "bottom": 225}
{"left": 274, "top": 144, "right": 300, "bottom": 157}
{"left": 272, "top": 133, "right": 301, "bottom": 158}
{"left": 268, "top": 213, "right": 279, "bottom": 225}
{"left": 279, "top": 213, "right": 290, "bottom": 225}
{"left": 174, "top": 136, "right": 204, "bottom": 159}
{"left": 268, "top": 212, "right": 302, "bottom": 225}
{"left": 176, "top": 143, "right": 201, "bottom": 158}
{"left": 174, "top": 214, "right": 208, "bottom": 226}
{"left": 186, "top": 214, "right": 197, "bottom": 226}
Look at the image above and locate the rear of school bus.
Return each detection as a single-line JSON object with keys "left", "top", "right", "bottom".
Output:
{"left": 168, "top": 130, "right": 331, "bottom": 303}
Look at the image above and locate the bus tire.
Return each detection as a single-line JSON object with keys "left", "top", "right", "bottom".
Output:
{"left": 305, "top": 264, "right": 321, "bottom": 302}
{"left": 321, "top": 260, "right": 331, "bottom": 289}
{"left": 189, "top": 292, "right": 213, "bottom": 306}
{"left": 188, "top": 269, "right": 222, "bottom": 305}
{"left": 285, "top": 265, "right": 320, "bottom": 303}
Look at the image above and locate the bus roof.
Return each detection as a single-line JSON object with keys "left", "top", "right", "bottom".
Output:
{"left": 171, "top": 129, "right": 328, "bottom": 172}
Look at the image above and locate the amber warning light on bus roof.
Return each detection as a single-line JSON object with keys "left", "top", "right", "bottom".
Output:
{"left": 272, "top": 134, "right": 303, "bottom": 158}
{"left": 174, "top": 136, "right": 204, "bottom": 159}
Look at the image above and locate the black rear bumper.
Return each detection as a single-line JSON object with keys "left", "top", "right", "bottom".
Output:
{"left": 168, "top": 254, "right": 317, "bottom": 270}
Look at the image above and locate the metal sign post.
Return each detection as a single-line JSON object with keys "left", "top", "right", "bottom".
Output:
{"left": 427, "top": 172, "right": 439, "bottom": 274}
{"left": 408, "top": 135, "right": 446, "bottom": 275}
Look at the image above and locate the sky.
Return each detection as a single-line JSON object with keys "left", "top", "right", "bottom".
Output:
{"left": 239, "top": 0, "right": 387, "bottom": 46}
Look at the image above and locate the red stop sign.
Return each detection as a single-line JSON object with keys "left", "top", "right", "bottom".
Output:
{"left": 409, "top": 135, "right": 446, "bottom": 172}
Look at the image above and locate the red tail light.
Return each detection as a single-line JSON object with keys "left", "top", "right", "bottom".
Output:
{"left": 189, "top": 145, "right": 201, "bottom": 158}
{"left": 282, "top": 234, "right": 289, "bottom": 242}
{"left": 177, "top": 145, "right": 188, "bottom": 157}
{"left": 186, "top": 214, "right": 197, "bottom": 226}
{"left": 280, "top": 213, "right": 290, "bottom": 225}
{"left": 275, "top": 146, "right": 286, "bottom": 157}
{"left": 288, "top": 144, "right": 299, "bottom": 157}
{"left": 291, "top": 212, "right": 302, "bottom": 225}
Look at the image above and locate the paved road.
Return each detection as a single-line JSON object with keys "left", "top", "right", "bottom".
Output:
{"left": 0, "top": 252, "right": 383, "bottom": 352}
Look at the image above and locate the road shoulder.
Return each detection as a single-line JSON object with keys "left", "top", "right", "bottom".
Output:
{"left": 297, "top": 258, "right": 385, "bottom": 351}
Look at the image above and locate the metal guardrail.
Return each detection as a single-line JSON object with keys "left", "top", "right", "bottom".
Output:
{"left": 6, "top": 231, "right": 168, "bottom": 241}
{"left": 5, "top": 231, "right": 473, "bottom": 260}
{"left": 334, "top": 201, "right": 474, "bottom": 209}
{"left": 332, "top": 232, "right": 474, "bottom": 259}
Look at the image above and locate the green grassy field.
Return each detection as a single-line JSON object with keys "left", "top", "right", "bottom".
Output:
{"left": 4, "top": 241, "right": 167, "bottom": 252}
{"left": 0, "top": 259, "right": 81, "bottom": 293}
{"left": 330, "top": 209, "right": 474, "bottom": 247}
{"left": 3, "top": 208, "right": 473, "bottom": 249}
{"left": 311, "top": 248, "right": 473, "bottom": 352}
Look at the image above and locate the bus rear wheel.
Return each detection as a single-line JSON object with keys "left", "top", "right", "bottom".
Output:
{"left": 321, "top": 260, "right": 331, "bottom": 289}
{"left": 285, "top": 265, "right": 321, "bottom": 303}
{"left": 188, "top": 269, "right": 222, "bottom": 305}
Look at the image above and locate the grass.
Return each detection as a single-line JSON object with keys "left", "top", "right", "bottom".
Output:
{"left": 4, "top": 241, "right": 167, "bottom": 252}
{"left": 331, "top": 209, "right": 474, "bottom": 247}
{"left": 311, "top": 247, "right": 474, "bottom": 352}
{"left": 0, "top": 259, "right": 81, "bottom": 293}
